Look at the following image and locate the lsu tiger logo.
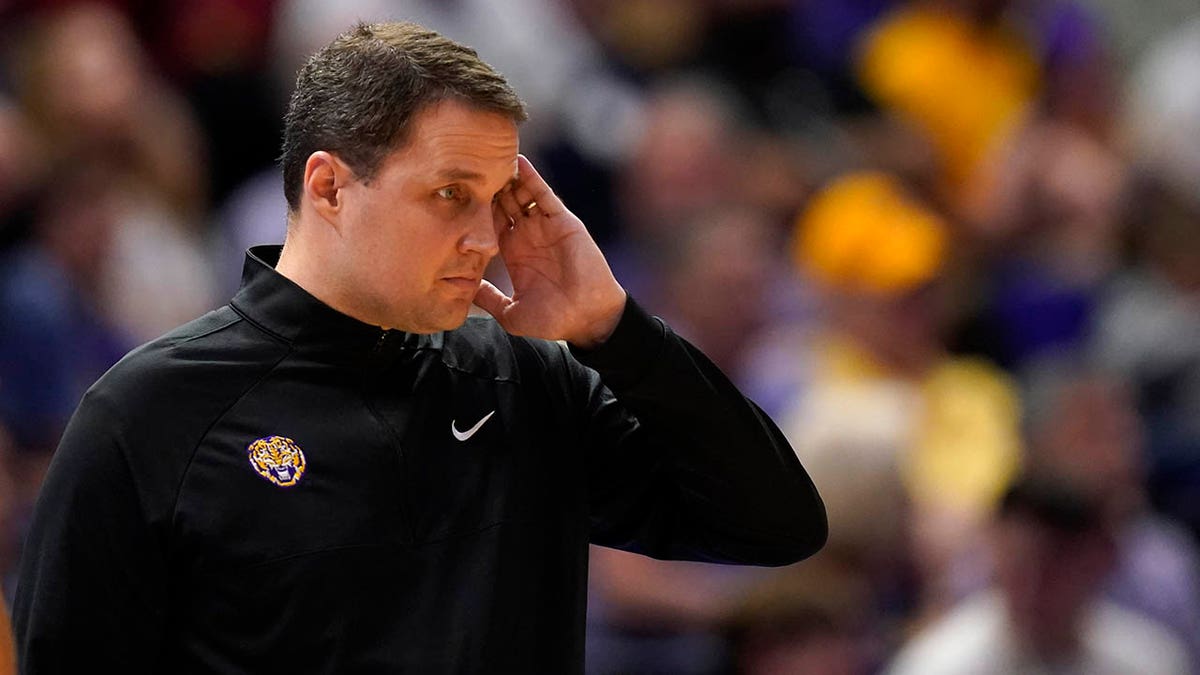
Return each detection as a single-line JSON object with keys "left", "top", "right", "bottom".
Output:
{"left": 248, "top": 436, "right": 307, "bottom": 487}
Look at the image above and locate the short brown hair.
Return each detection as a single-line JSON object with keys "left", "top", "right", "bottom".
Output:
{"left": 280, "top": 22, "right": 527, "bottom": 211}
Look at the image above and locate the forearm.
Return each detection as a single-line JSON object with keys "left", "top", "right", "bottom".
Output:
{"left": 573, "top": 299, "right": 827, "bottom": 565}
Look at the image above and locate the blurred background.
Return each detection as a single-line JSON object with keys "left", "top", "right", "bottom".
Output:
{"left": 0, "top": 0, "right": 1197, "bottom": 672}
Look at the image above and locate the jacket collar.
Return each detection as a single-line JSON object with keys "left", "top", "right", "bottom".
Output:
{"left": 230, "top": 245, "right": 440, "bottom": 357}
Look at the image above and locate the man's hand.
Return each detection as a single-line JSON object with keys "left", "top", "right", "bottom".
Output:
{"left": 474, "top": 155, "right": 627, "bottom": 349}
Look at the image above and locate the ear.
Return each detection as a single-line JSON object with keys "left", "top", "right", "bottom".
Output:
{"left": 302, "top": 151, "right": 353, "bottom": 225}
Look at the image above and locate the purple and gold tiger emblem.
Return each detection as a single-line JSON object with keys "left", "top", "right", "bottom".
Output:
{"left": 248, "top": 436, "right": 307, "bottom": 487}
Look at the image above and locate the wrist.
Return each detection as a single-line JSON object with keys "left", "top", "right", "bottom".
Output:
{"left": 569, "top": 289, "right": 627, "bottom": 349}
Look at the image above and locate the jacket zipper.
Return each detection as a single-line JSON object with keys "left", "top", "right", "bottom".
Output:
{"left": 374, "top": 329, "right": 391, "bottom": 353}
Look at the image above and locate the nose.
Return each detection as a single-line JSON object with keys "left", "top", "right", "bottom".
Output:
{"left": 459, "top": 200, "right": 500, "bottom": 258}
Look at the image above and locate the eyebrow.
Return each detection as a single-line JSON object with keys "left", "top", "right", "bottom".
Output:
{"left": 436, "top": 167, "right": 520, "bottom": 196}
{"left": 436, "top": 168, "right": 486, "bottom": 182}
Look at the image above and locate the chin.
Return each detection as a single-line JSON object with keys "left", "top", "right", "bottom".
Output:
{"left": 413, "top": 305, "right": 473, "bottom": 333}
{"left": 440, "top": 314, "right": 471, "bottom": 331}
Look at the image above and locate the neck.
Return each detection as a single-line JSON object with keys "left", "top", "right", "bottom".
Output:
{"left": 274, "top": 227, "right": 312, "bottom": 286}
{"left": 275, "top": 227, "right": 389, "bottom": 330}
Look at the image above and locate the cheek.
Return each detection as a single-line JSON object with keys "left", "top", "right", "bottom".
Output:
{"left": 374, "top": 232, "right": 444, "bottom": 293}
{"left": 347, "top": 207, "right": 405, "bottom": 259}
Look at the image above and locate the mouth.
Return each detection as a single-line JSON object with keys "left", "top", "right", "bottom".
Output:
{"left": 441, "top": 276, "right": 482, "bottom": 294}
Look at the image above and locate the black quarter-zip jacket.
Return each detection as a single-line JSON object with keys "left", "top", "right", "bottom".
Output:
{"left": 14, "top": 245, "right": 826, "bottom": 673}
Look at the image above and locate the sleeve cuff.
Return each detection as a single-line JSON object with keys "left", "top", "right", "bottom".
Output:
{"left": 568, "top": 296, "right": 666, "bottom": 390}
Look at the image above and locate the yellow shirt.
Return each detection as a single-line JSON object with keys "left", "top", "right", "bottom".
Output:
{"left": 804, "top": 335, "right": 1022, "bottom": 518}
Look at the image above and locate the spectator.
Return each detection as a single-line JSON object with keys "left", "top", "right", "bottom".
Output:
{"left": 12, "top": 2, "right": 207, "bottom": 218}
{"left": 726, "top": 564, "right": 873, "bottom": 675}
{"left": 654, "top": 206, "right": 781, "bottom": 382}
{"left": 1123, "top": 15, "right": 1200, "bottom": 206}
{"left": 1090, "top": 175, "right": 1200, "bottom": 542}
{"left": 1029, "top": 374, "right": 1200, "bottom": 671}
{"left": 855, "top": 0, "right": 1040, "bottom": 203}
{"left": 587, "top": 546, "right": 767, "bottom": 675}
{"left": 607, "top": 77, "right": 749, "bottom": 299}
{"left": 0, "top": 163, "right": 131, "bottom": 459}
{"left": 1095, "top": 13, "right": 1200, "bottom": 540}
{"left": 888, "top": 473, "right": 1188, "bottom": 675}
{"left": 0, "top": 99, "right": 48, "bottom": 251}
{"left": 12, "top": 3, "right": 218, "bottom": 342}
{"left": 956, "top": 120, "right": 1128, "bottom": 374}
{"left": 0, "top": 163, "right": 132, "bottom": 591}
{"left": 779, "top": 171, "right": 1022, "bottom": 618}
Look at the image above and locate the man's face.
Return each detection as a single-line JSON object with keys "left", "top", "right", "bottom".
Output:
{"left": 335, "top": 99, "right": 519, "bottom": 332}
{"left": 992, "top": 516, "right": 1112, "bottom": 656}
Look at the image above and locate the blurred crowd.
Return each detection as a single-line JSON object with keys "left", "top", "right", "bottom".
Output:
{"left": 0, "top": 0, "right": 1198, "bottom": 673}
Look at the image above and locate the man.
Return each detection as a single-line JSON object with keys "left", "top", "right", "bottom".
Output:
{"left": 13, "top": 21, "right": 825, "bottom": 673}
{"left": 887, "top": 473, "right": 1188, "bottom": 675}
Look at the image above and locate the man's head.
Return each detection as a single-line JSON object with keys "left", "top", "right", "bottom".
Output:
{"left": 991, "top": 473, "right": 1116, "bottom": 660}
{"left": 281, "top": 22, "right": 526, "bottom": 213}
{"left": 277, "top": 22, "right": 527, "bottom": 333}
{"left": 792, "top": 171, "right": 950, "bottom": 376}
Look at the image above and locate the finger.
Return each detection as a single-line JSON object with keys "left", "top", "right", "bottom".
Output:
{"left": 511, "top": 154, "right": 563, "bottom": 218}
{"left": 493, "top": 200, "right": 518, "bottom": 250}
{"left": 499, "top": 186, "right": 542, "bottom": 234}
{"left": 497, "top": 188, "right": 527, "bottom": 225}
{"left": 473, "top": 279, "right": 513, "bottom": 322}
{"left": 492, "top": 198, "right": 513, "bottom": 233}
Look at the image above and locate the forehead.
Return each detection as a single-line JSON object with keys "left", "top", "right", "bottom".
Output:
{"left": 388, "top": 99, "right": 520, "bottom": 180}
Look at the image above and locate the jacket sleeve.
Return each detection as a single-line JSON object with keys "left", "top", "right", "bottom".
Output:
{"left": 13, "top": 390, "right": 168, "bottom": 673}
{"left": 567, "top": 298, "right": 826, "bottom": 566}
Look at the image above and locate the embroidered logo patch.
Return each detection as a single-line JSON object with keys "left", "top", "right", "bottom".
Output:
{"left": 247, "top": 436, "right": 307, "bottom": 487}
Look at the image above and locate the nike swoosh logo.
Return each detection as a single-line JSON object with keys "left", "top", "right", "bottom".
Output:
{"left": 451, "top": 410, "right": 496, "bottom": 442}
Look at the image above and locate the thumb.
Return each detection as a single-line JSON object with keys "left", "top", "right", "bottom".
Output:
{"left": 473, "top": 279, "right": 514, "bottom": 324}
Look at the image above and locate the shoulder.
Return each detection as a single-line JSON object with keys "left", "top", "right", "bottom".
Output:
{"left": 86, "top": 305, "right": 291, "bottom": 435}
{"left": 887, "top": 593, "right": 1010, "bottom": 675}
{"left": 44, "top": 306, "right": 293, "bottom": 522}
{"left": 1086, "top": 601, "right": 1189, "bottom": 675}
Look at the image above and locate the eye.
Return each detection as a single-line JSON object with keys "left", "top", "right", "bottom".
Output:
{"left": 436, "top": 186, "right": 462, "bottom": 201}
